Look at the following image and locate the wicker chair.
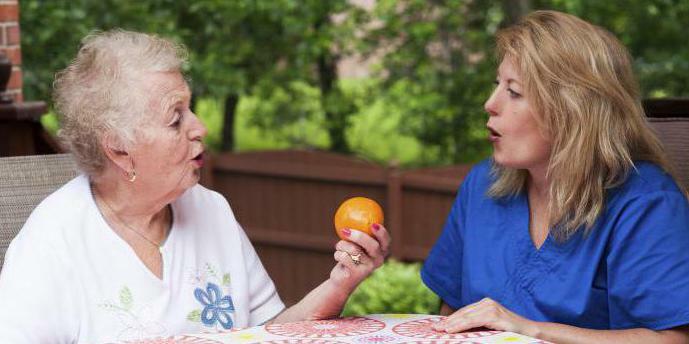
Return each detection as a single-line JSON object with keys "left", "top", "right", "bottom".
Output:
{"left": 645, "top": 99, "right": 689, "bottom": 191}
{"left": 648, "top": 118, "right": 689, "bottom": 191}
{"left": 0, "top": 154, "right": 78, "bottom": 271}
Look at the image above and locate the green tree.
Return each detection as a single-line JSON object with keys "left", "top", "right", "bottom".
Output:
{"left": 153, "top": 0, "right": 361, "bottom": 152}
{"left": 20, "top": 0, "right": 689, "bottom": 164}
{"left": 537, "top": 0, "right": 689, "bottom": 97}
{"left": 170, "top": 1, "right": 297, "bottom": 151}
{"left": 20, "top": 0, "right": 180, "bottom": 103}
{"left": 21, "top": 0, "right": 362, "bottom": 153}
{"left": 356, "top": 0, "right": 689, "bottom": 164}
{"left": 356, "top": 0, "right": 504, "bottom": 164}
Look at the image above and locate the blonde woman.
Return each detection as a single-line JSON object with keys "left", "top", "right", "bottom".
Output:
{"left": 422, "top": 10, "right": 689, "bottom": 343}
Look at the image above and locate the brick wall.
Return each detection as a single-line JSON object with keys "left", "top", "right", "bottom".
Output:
{"left": 0, "top": 0, "right": 21, "bottom": 102}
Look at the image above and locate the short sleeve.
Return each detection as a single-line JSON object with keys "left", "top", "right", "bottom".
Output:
{"left": 237, "top": 226, "right": 285, "bottom": 326}
{"left": 0, "top": 234, "right": 79, "bottom": 342}
{"left": 607, "top": 191, "right": 689, "bottom": 330}
{"left": 421, "top": 171, "right": 472, "bottom": 309}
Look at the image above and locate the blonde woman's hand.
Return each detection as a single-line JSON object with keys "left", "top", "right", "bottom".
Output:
{"left": 433, "top": 298, "right": 539, "bottom": 337}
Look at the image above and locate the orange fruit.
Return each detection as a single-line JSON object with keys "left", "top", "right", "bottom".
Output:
{"left": 334, "top": 197, "right": 384, "bottom": 241}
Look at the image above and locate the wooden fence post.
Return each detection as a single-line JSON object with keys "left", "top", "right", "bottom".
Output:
{"left": 386, "top": 164, "right": 403, "bottom": 259}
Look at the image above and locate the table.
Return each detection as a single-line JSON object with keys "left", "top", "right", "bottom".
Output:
{"left": 123, "top": 314, "right": 549, "bottom": 343}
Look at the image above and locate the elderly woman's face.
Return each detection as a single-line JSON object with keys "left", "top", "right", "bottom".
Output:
{"left": 484, "top": 58, "right": 551, "bottom": 172}
{"left": 129, "top": 71, "right": 207, "bottom": 201}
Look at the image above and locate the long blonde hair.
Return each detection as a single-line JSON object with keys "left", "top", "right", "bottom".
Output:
{"left": 488, "top": 10, "right": 679, "bottom": 240}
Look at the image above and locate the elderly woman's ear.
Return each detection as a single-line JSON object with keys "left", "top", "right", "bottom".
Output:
{"left": 100, "top": 133, "right": 134, "bottom": 178}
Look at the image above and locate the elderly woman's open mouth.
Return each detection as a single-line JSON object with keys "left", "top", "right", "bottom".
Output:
{"left": 192, "top": 151, "right": 205, "bottom": 167}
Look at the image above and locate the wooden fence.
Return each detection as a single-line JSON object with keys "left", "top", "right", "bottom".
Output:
{"left": 206, "top": 150, "right": 471, "bottom": 305}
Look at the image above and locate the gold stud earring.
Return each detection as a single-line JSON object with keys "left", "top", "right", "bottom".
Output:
{"left": 127, "top": 169, "right": 137, "bottom": 183}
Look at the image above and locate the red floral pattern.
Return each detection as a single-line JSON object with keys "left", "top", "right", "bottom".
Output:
{"left": 261, "top": 340, "right": 349, "bottom": 344}
{"left": 110, "top": 314, "right": 550, "bottom": 343}
{"left": 266, "top": 317, "right": 386, "bottom": 338}
{"left": 392, "top": 318, "right": 500, "bottom": 340}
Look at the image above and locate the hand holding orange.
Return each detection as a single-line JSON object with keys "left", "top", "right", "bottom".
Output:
{"left": 334, "top": 197, "right": 384, "bottom": 241}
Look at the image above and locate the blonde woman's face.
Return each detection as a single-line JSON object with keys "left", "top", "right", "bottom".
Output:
{"left": 484, "top": 58, "right": 551, "bottom": 172}
{"left": 129, "top": 71, "right": 208, "bottom": 203}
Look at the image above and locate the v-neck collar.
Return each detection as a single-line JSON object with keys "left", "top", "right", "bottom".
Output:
{"left": 515, "top": 191, "right": 553, "bottom": 254}
{"left": 507, "top": 192, "right": 584, "bottom": 294}
{"left": 87, "top": 177, "right": 176, "bottom": 284}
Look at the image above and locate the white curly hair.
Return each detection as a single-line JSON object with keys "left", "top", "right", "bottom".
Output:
{"left": 53, "top": 29, "right": 188, "bottom": 176}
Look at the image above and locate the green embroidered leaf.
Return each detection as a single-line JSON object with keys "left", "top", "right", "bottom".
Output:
{"left": 187, "top": 309, "right": 201, "bottom": 322}
{"left": 206, "top": 263, "right": 218, "bottom": 278}
{"left": 222, "top": 273, "right": 231, "bottom": 286}
{"left": 120, "top": 286, "right": 133, "bottom": 310}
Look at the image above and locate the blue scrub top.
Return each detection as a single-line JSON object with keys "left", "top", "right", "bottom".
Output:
{"left": 421, "top": 160, "right": 689, "bottom": 330}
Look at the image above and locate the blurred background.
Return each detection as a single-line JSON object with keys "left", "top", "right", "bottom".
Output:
{"left": 22, "top": 0, "right": 689, "bottom": 167}
{"left": 9, "top": 0, "right": 689, "bottom": 315}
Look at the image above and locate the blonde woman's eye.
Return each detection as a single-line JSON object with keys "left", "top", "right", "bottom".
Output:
{"left": 507, "top": 88, "right": 522, "bottom": 99}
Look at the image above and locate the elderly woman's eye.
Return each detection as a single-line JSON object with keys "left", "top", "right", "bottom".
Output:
{"left": 169, "top": 111, "right": 183, "bottom": 127}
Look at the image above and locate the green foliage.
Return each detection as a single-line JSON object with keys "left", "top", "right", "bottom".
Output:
{"left": 40, "top": 113, "right": 59, "bottom": 136}
{"left": 353, "top": 0, "right": 501, "bottom": 164}
{"left": 342, "top": 259, "right": 439, "bottom": 316}
{"left": 538, "top": 0, "right": 689, "bottom": 97}
{"left": 19, "top": 0, "right": 180, "bottom": 102}
{"left": 119, "top": 286, "right": 133, "bottom": 311}
{"left": 20, "top": 0, "right": 689, "bottom": 166}
{"left": 199, "top": 93, "right": 425, "bottom": 166}
{"left": 21, "top": 0, "right": 363, "bottom": 153}
{"left": 197, "top": 83, "right": 426, "bottom": 166}
{"left": 186, "top": 309, "right": 201, "bottom": 322}
{"left": 195, "top": 95, "right": 330, "bottom": 152}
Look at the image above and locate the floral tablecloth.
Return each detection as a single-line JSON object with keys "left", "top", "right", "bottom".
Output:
{"left": 120, "top": 314, "right": 549, "bottom": 344}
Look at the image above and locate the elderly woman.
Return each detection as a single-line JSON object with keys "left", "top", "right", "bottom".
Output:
{"left": 0, "top": 30, "right": 390, "bottom": 343}
{"left": 422, "top": 11, "right": 689, "bottom": 343}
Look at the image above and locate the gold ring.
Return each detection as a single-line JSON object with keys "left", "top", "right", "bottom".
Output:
{"left": 348, "top": 252, "right": 362, "bottom": 265}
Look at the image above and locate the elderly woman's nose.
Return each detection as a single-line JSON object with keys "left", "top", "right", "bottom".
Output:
{"left": 189, "top": 114, "right": 208, "bottom": 140}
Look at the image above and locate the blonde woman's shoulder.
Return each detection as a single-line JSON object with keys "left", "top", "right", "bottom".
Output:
{"left": 625, "top": 161, "right": 684, "bottom": 195}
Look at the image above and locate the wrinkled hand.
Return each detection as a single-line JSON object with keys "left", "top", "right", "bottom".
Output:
{"left": 330, "top": 223, "right": 390, "bottom": 292}
{"left": 268, "top": 224, "right": 391, "bottom": 324}
{"left": 433, "top": 298, "right": 537, "bottom": 336}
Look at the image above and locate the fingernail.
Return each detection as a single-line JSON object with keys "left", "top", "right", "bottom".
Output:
{"left": 372, "top": 223, "right": 380, "bottom": 231}
{"left": 342, "top": 228, "right": 351, "bottom": 237}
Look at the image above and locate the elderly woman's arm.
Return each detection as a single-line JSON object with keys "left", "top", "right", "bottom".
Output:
{"left": 269, "top": 225, "right": 390, "bottom": 323}
{"left": 435, "top": 300, "right": 689, "bottom": 344}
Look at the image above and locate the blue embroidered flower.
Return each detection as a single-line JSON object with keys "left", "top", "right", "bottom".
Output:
{"left": 194, "top": 282, "right": 235, "bottom": 329}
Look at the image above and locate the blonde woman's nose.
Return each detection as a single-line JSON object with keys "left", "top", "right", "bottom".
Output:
{"left": 484, "top": 89, "right": 499, "bottom": 116}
